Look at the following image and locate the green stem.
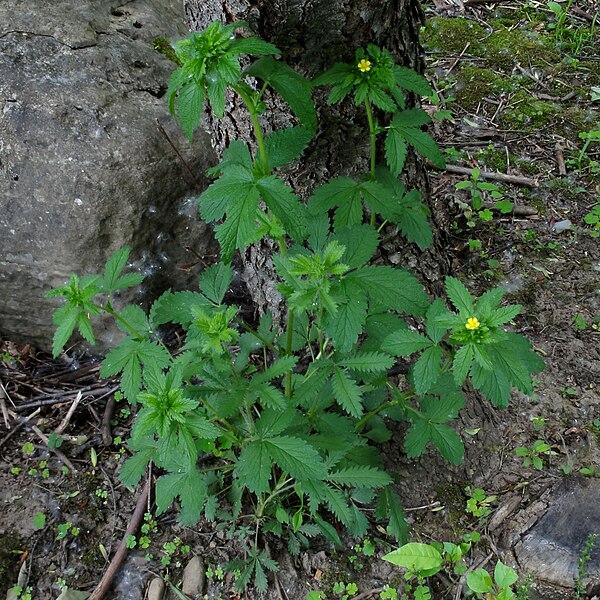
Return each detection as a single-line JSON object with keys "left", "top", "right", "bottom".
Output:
{"left": 364, "top": 98, "right": 377, "bottom": 226}
{"left": 284, "top": 309, "right": 295, "bottom": 398}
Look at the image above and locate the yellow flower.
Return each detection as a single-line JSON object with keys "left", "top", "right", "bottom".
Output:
{"left": 465, "top": 317, "right": 481, "bottom": 331}
{"left": 357, "top": 59, "right": 371, "bottom": 73}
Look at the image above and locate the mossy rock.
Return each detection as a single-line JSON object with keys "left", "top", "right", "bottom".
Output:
{"left": 485, "top": 27, "right": 560, "bottom": 70}
{"left": 455, "top": 66, "right": 518, "bottom": 111}
{"left": 422, "top": 17, "right": 487, "bottom": 54}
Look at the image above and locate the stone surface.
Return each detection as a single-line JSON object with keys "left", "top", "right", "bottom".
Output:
{"left": 512, "top": 476, "right": 600, "bottom": 599}
{"left": 181, "top": 555, "right": 205, "bottom": 597}
{"left": 0, "top": 0, "right": 217, "bottom": 352}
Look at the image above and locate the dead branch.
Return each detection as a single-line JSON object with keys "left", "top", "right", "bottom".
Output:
{"left": 89, "top": 479, "right": 150, "bottom": 600}
{"left": 442, "top": 163, "right": 539, "bottom": 187}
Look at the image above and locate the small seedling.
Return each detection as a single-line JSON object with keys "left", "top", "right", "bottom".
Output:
{"left": 33, "top": 512, "right": 46, "bottom": 529}
{"left": 466, "top": 561, "right": 518, "bottom": 599}
{"left": 515, "top": 440, "right": 553, "bottom": 470}
{"left": 465, "top": 486, "right": 496, "bottom": 520}
{"left": 56, "top": 521, "right": 79, "bottom": 540}
{"left": 530, "top": 416, "right": 545, "bottom": 431}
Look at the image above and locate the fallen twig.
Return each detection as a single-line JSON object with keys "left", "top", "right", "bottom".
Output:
{"left": 89, "top": 479, "right": 151, "bottom": 600}
{"left": 56, "top": 391, "right": 83, "bottom": 434}
{"left": 442, "top": 163, "right": 539, "bottom": 187}
{"left": 31, "top": 424, "right": 78, "bottom": 473}
{"left": 101, "top": 394, "right": 116, "bottom": 446}
{"left": 555, "top": 142, "right": 567, "bottom": 176}
{"left": 0, "top": 378, "right": 12, "bottom": 428}
{"left": 0, "top": 409, "right": 40, "bottom": 450}
{"left": 14, "top": 385, "right": 118, "bottom": 412}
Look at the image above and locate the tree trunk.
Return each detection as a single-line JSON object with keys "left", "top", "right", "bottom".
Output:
{"left": 183, "top": 0, "right": 451, "bottom": 317}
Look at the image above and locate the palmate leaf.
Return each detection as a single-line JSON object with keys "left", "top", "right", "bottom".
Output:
{"left": 250, "top": 382, "right": 287, "bottom": 410}
{"left": 229, "top": 37, "right": 280, "bottom": 56}
{"left": 199, "top": 166, "right": 256, "bottom": 222}
{"left": 405, "top": 418, "right": 464, "bottom": 464}
{"left": 420, "top": 392, "right": 464, "bottom": 423}
{"left": 452, "top": 344, "right": 475, "bottom": 386}
{"left": 393, "top": 66, "right": 434, "bottom": 97}
{"left": 303, "top": 480, "right": 353, "bottom": 527}
{"left": 150, "top": 290, "right": 212, "bottom": 328}
{"left": 252, "top": 355, "right": 298, "bottom": 385}
{"left": 207, "top": 140, "right": 253, "bottom": 177}
{"left": 385, "top": 129, "right": 408, "bottom": 176}
{"left": 101, "top": 247, "right": 142, "bottom": 293}
{"left": 359, "top": 180, "right": 398, "bottom": 221}
{"left": 308, "top": 177, "right": 362, "bottom": 228}
{"left": 155, "top": 468, "right": 207, "bottom": 525}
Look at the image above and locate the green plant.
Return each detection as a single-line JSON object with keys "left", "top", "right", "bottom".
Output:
{"left": 575, "top": 533, "right": 598, "bottom": 599}
{"left": 515, "top": 440, "right": 553, "bottom": 470}
{"left": 583, "top": 199, "right": 600, "bottom": 237}
{"left": 382, "top": 534, "right": 480, "bottom": 598}
{"left": 547, "top": 0, "right": 597, "bottom": 55}
{"left": 55, "top": 522, "right": 79, "bottom": 540}
{"left": 570, "top": 128, "right": 600, "bottom": 175}
{"left": 454, "top": 168, "right": 511, "bottom": 227}
{"left": 333, "top": 581, "right": 359, "bottom": 599}
{"left": 47, "top": 22, "right": 544, "bottom": 593}
{"left": 465, "top": 486, "right": 496, "bottom": 520}
{"left": 466, "top": 561, "right": 519, "bottom": 599}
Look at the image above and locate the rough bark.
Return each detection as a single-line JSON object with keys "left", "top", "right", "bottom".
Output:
{"left": 183, "top": 0, "right": 451, "bottom": 318}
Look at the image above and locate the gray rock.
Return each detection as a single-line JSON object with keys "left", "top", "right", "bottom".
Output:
{"left": 0, "top": 0, "right": 217, "bottom": 352}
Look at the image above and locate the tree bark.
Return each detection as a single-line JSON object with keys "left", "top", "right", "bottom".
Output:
{"left": 183, "top": 0, "right": 451, "bottom": 317}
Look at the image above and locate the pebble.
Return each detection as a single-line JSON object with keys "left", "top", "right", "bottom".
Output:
{"left": 182, "top": 555, "right": 205, "bottom": 597}
{"left": 146, "top": 577, "right": 165, "bottom": 600}
{"left": 552, "top": 219, "right": 572, "bottom": 233}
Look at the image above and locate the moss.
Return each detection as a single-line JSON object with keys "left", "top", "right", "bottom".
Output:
{"left": 485, "top": 27, "right": 560, "bottom": 70}
{"left": 499, "top": 90, "right": 561, "bottom": 130}
{"left": 435, "top": 482, "right": 467, "bottom": 530}
{"left": 455, "top": 66, "right": 517, "bottom": 111}
{"left": 422, "top": 18, "right": 486, "bottom": 54}
{"left": 153, "top": 36, "right": 181, "bottom": 66}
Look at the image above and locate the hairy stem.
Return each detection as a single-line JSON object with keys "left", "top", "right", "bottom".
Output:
{"left": 365, "top": 98, "right": 378, "bottom": 227}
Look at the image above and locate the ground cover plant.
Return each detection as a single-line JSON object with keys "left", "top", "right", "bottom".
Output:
{"left": 45, "top": 20, "right": 544, "bottom": 594}
{"left": 2, "top": 2, "right": 599, "bottom": 598}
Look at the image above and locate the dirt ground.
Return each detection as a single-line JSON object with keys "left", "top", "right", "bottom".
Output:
{"left": 1, "top": 1, "right": 599, "bottom": 599}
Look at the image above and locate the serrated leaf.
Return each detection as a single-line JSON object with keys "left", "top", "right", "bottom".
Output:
{"left": 425, "top": 299, "right": 448, "bottom": 344}
{"left": 155, "top": 472, "right": 183, "bottom": 516}
{"left": 359, "top": 180, "right": 398, "bottom": 221}
{"left": 52, "top": 308, "right": 78, "bottom": 358}
{"left": 404, "top": 419, "right": 431, "bottom": 458}
{"left": 413, "top": 345, "right": 443, "bottom": 394}
{"left": 383, "top": 542, "right": 443, "bottom": 572}
{"left": 488, "top": 304, "right": 522, "bottom": 327}
{"left": 206, "top": 65, "right": 230, "bottom": 118}
{"left": 331, "top": 368, "right": 363, "bottom": 417}
{"left": 391, "top": 109, "right": 432, "bottom": 128}
{"left": 252, "top": 382, "right": 287, "bottom": 410}
{"left": 236, "top": 441, "right": 272, "bottom": 494}
{"left": 200, "top": 262, "right": 233, "bottom": 304}
{"left": 263, "top": 436, "right": 327, "bottom": 480}
{"left": 382, "top": 329, "right": 432, "bottom": 356}
{"left": 452, "top": 344, "right": 474, "bottom": 386}
{"left": 207, "top": 140, "right": 253, "bottom": 177}
{"left": 102, "top": 247, "right": 130, "bottom": 292}
{"left": 119, "top": 448, "right": 154, "bottom": 487}
{"left": 304, "top": 481, "right": 353, "bottom": 526}
{"left": 398, "top": 203, "right": 433, "bottom": 249}
{"left": 471, "top": 361, "right": 511, "bottom": 408}
{"left": 421, "top": 392, "right": 464, "bottom": 423}
{"left": 327, "top": 466, "right": 392, "bottom": 488}
{"left": 475, "top": 287, "right": 504, "bottom": 319}
{"left": 393, "top": 66, "right": 434, "bottom": 97}
{"left": 214, "top": 184, "right": 261, "bottom": 262}
{"left": 338, "top": 352, "right": 395, "bottom": 373}
{"left": 150, "top": 290, "right": 212, "bottom": 327}
{"left": 253, "top": 356, "right": 298, "bottom": 385}
{"left": 324, "top": 284, "right": 368, "bottom": 353}
{"left": 376, "top": 487, "right": 408, "bottom": 543}
{"left": 385, "top": 128, "right": 409, "bottom": 177}
{"left": 350, "top": 266, "right": 429, "bottom": 316}
{"left": 255, "top": 408, "right": 296, "bottom": 437}
{"left": 229, "top": 37, "right": 280, "bottom": 56}
{"left": 256, "top": 176, "right": 307, "bottom": 241}
{"left": 245, "top": 57, "right": 316, "bottom": 131}
{"left": 389, "top": 112, "right": 445, "bottom": 168}
{"left": 199, "top": 166, "right": 256, "bottom": 222}
{"left": 116, "top": 305, "right": 150, "bottom": 337}
{"left": 430, "top": 423, "right": 464, "bottom": 464}
{"left": 177, "top": 81, "right": 205, "bottom": 141}
{"left": 264, "top": 126, "right": 313, "bottom": 169}
{"left": 445, "top": 276, "right": 475, "bottom": 316}
{"left": 308, "top": 177, "right": 362, "bottom": 229}
{"left": 332, "top": 224, "right": 378, "bottom": 269}
{"left": 178, "top": 469, "right": 208, "bottom": 525}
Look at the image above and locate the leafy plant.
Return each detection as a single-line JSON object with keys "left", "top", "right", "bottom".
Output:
{"left": 465, "top": 486, "right": 496, "bottom": 521}
{"left": 575, "top": 533, "right": 598, "bottom": 599}
{"left": 47, "top": 22, "right": 544, "bottom": 593}
{"left": 454, "top": 168, "right": 510, "bottom": 228}
{"left": 515, "top": 439, "right": 553, "bottom": 470}
{"left": 466, "top": 561, "right": 519, "bottom": 600}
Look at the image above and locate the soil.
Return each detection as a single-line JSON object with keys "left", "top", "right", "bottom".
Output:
{"left": 1, "top": 1, "right": 599, "bottom": 599}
